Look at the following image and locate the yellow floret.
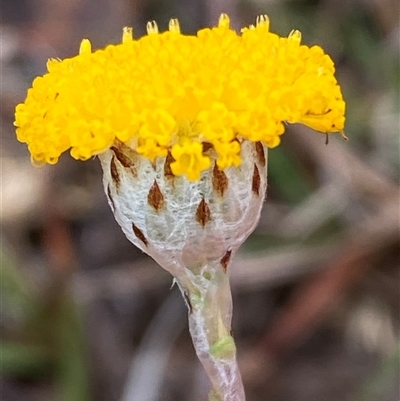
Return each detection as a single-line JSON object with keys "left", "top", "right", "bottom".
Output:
{"left": 14, "top": 14, "right": 346, "bottom": 181}
{"left": 171, "top": 141, "right": 211, "bottom": 181}
{"left": 214, "top": 141, "right": 242, "bottom": 169}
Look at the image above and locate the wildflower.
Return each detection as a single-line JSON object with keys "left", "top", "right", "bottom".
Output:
{"left": 15, "top": 14, "right": 345, "bottom": 179}
{"left": 14, "top": 14, "right": 345, "bottom": 401}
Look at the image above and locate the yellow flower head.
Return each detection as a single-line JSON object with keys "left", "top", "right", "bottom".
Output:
{"left": 14, "top": 14, "right": 345, "bottom": 180}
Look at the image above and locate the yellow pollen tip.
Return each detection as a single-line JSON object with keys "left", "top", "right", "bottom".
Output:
{"left": 122, "top": 27, "right": 133, "bottom": 43}
{"left": 146, "top": 21, "right": 159, "bottom": 35}
{"left": 218, "top": 13, "right": 230, "bottom": 29}
{"left": 256, "top": 14, "right": 270, "bottom": 30}
{"left": 289, "top": 29, "right": 302, "bottom": 43}
{"left": 79, "top": 39, "right": 92, "bottom": 55}
{"left": 169, "top": 18, "right": 180, "bottom": 33}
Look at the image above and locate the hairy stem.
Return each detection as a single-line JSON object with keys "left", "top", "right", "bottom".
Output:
{"left": 175, "top": 262, "right": 246, "bottom": 401}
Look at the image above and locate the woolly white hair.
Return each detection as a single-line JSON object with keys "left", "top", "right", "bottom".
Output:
{"left": 99, "top": 140, "right": 267, "bottom": 276}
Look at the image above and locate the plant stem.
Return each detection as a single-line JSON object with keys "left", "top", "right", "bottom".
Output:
{"left": 175, "top": 261, "right": 246, "bottom": 401}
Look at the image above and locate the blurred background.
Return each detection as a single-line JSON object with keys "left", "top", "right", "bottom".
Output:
{"left": 1, "top": 0, "right": 399, "bottom": 400}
